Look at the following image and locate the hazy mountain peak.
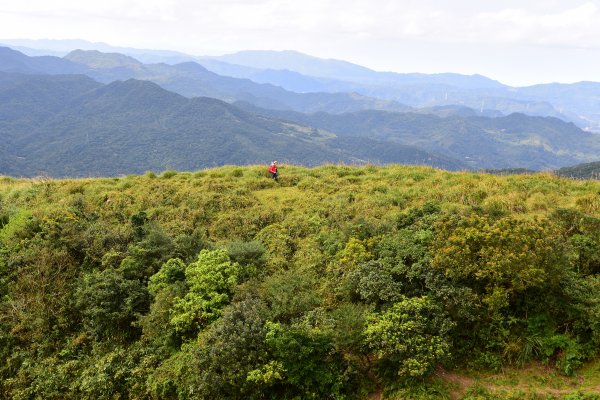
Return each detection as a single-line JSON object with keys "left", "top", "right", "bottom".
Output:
{"left": 0, "top": 46, "right": 25, "bottom": 57}
{"left": 203, "top": 49, "right": 373, "bottom": 80}
{"left": 0, "top": 46, "right": 34, "bottom": 72}
{"left": 171, "top": 61, "right": 211, "bottom": 74}
{"left": 65, "top": 49, "right": 143, "bottom": 69}
{"left": 203, "top": 49, "right": 504, "bottom": 90}
{"left": 99, "top": 78, "right": 185, "bottom": 101}
{"left": 0, "top": 46, "right": 86, "bottom": 75}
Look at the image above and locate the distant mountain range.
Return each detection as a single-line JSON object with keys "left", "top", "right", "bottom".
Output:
{"left": 235, "top": 103, "right": 600, "bottom": 170}
{"left": 199, "top": 50, "right": 600, "bottom": 132}
{"left": 0, "top": 72, "right": 465, "bottom": 177}
{"left": 3, "top": 39, "right": 599, "bottom": 132}
{"left": 0, "top": 46, "right": 410, "bottom": 115}
{"left": 1, "top": 41, "right": 600, "bottom": 177}
{"left": 555, "top": 161, "right": 600, "bottom": 180}
{"left": 0, "top": 38, "right": 197, "bottom": 64}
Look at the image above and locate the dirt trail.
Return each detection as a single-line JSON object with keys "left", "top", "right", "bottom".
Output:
{"left": 368, "top": 390, "right": 382, "bottom": 400}
{"left": 435, "top": 367, "right": 600, "bottom": 399}
{"left": 434, "top": 369, "right": 476, "bottom": 400}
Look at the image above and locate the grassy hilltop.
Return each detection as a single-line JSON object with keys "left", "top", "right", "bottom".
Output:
{"left": 1, "top": 165, "right": 600, "bottom": 399}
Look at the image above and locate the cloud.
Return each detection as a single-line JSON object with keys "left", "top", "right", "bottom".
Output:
{"left": 2, "top": 1, "right": 599, "bottom": 49}
{"left": 1, "top": 0, "right": 600, "bottom": 84}
{"left": 0, "top": 0, "right": 176, "bottom": 20}
{"left": 471, "top": 2, "right": 600, "bottom": 47}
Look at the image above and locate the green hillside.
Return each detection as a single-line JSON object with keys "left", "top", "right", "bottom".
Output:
{"left": 556, "top": 160, "right": 600, "bottom": 180}
{"left": 1, "top": 165, "right": 600, "bottom": 399}
{"left": 62, "top": 49, "right": 411, "bottom": 114}
{"left": 0, "top": 72, "right": 465, "bottom": 177}
{"left": 236, "top": 103, "right": 600, "bottom": 170}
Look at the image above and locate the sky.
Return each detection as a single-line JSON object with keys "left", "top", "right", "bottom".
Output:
{"left": 1, "top": 0, "right": 600, "bottom": 86}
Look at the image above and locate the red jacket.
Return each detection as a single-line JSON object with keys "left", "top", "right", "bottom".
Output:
{"left": 268, "top": 164, "right": 277, "bottom": 173}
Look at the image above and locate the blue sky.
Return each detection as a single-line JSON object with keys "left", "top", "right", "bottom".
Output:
{"left": 1, "top": 0, "right": 600, "bottom": 86}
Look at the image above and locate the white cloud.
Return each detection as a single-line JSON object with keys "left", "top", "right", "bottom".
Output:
{"left": 2, "top": 0, "right": 599, "bottom": 48}
{"left": 1, "top": 0, "right": 600, "bottom": 84}
{"left": 0, "top": 0, "right": 178, "bottom": 21}
{"left": 472, "top": 2, "right": 600, "bottom": 47}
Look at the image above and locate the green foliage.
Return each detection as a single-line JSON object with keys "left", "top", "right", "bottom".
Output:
{"left": 264, "top": 322, "right": 364, "bottom": 399}
{"left": 562, "top": 393, "right": 600, "bottom": 400}
{"left": 183, "top": 296, "right": 272, "bottom": 399}
{"left": 553, "top": 208, "right": 600, "bottom": 275}
{"left": 169, "top": 249, "right": 241, "bottom": 335}
{"left": 364, "top": 296, "right": 453, "bottom": 378}
{"left": 261, "top": 268, "right": 322, "bottom": 322}
{"left": 75, "top": 268, "right": 149, "bottom": 341}
{"left": 432, "top": 214, "right": 568, "bottom": 315}
{"left": 226, "top": 239, "right": 265, "bottom": 279}
{"left": 348, "top": 260, "right": 405, "bottom": 304}
{"left": 540, "top": 334, "right": 585, "bottom": 376}
{"left": 161, "top": 170, "right": 178, "bottom": 179}
{"left": 1, "top": 165, "right": 600, "bottom": 398}
{"left": 148, "top": 258, "right": 186, "bottom": 296}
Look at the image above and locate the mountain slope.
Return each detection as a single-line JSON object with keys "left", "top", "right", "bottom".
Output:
{"left": 61, "top": 49, "right": 411, "bottom": 114}
{"left": 516, "top": 82, "right": 600, "bottom": 132}
{"left": 201, "top": 50, "right": 599, "bottom": 131}
{"left": 555, "top": 160, "right": 600, "bottom": 180}
{"left": 0, "top": 72, "right": 103, "bottom": 154}
{"left": 0, "top": 47, "right": 412, "bottom": 115}
{"left": 202, "top": 50, "right": 504, "bottom": 88}
{"left": 235, "top": 102, "right": 600, "bottom": 170}
{"left": 0, "top": 46, "right": 85, "bottom": 75}
{"left": 4, "top": 43, "right": 600, "bottom": 132}
{"left": 0, "top": 73, "right": 464, "bottom": 177}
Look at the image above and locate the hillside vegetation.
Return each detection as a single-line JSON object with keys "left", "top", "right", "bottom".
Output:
{"left": 236, "top": 103, "right": 600, "bottom": 170}
{"left": 1, "top": 165, "right": 600, "bottom": 399}
{"left": 0, "top": 46, "right": 411, "bottom": 115}
{"left": 556, "top": 161, "right": 600, "bottom": 180}
{"left": 0, "top": 72, "right": 465, "bottom": 177}
{"left": 4, "top": 47, "right": 600, "bottom": 175}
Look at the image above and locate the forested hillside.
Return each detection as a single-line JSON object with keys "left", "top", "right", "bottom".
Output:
{"left": 0, "top": 46, "right": 411, "bottom": 115}
{"left": 0, "top": 72, "right": 464, "bottom": 177}
{"left": 4, "top": 43, "right": 600, "bottom": 132}
{"left": 556, "top": 161, "right": 600, "bottom": 180}
{"left": 3, "top": 47, "right": 600, "bottom": 175}
{"left": 236, "top": 103, "right": 600, "bottom": 170}
{"left": 1, "top": 165, "right": 600, "bottom": 399}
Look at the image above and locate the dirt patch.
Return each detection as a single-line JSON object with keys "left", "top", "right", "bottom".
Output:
{"left": 434, "top": 368, "right": 476, "bottom": 400}
{"left": 368, "top": 390, "right": 382, "bottom": 400}
{"left": 434, "top": 364, "right": 599, "bottom": 399}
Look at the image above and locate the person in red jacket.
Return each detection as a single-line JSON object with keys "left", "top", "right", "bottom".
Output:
{"left": 268, "top": 161, "right": 278, "bottom": 181}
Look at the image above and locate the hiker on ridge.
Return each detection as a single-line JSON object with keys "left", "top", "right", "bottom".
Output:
{"left": 268, "top": 161, "right": 278, "bottom": 181}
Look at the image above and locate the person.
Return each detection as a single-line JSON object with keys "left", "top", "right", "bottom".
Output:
{"left": 268, "top": 161, "right": 278, "bottom": 181}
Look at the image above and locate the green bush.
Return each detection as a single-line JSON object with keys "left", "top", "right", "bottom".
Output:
{"left": 364, "top": 296, "right": 453, "bottom": 378}
{"left": 2, "top": 165, "right": 600, "bottom": 398}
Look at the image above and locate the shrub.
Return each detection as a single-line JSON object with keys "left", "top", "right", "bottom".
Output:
{"left": 364, "top": 296, "right": 453, "bottom": 378}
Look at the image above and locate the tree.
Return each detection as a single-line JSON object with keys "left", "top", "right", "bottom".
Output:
{"left": 364, "top": 296, "right": 453, "bottom": 378}
{"left": 169, "top": 249, "right": 241, "bottom": 335}
{"left": 75, "top": 268, "right": 149, "bottom": 341}
{"left": 431, "top": 215, "right": 567, "bottom": 315}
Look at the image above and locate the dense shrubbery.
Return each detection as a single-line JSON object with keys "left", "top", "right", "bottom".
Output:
{"left": 1, "top": 165, "right": 600, "bottom": 398}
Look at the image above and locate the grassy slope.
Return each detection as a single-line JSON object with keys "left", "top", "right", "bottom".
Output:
{"left": 2, "top": 164, "right": 599, "bottom": 232}
{"left": 1, "top": 165, "right": 600, "bottom": 399}
{"left": 556, "top": 161, "right": 600, "bottom": 180}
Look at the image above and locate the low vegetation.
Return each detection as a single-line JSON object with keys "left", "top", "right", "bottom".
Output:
{"left": 557, "top": 161, "right": 600, "bottom": 180}
{"left": 1, "top": 164, "right": 600, "bottom": 399}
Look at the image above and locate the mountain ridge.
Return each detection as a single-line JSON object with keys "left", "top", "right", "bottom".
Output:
{"left": 234, "top": 102, "right": 600, "bottom": 170}
{"left": 0, "top": 72, "right": 466, "bottom": 177}
{"left": 3, "top": 41, "right": 599, "bottom": 131}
